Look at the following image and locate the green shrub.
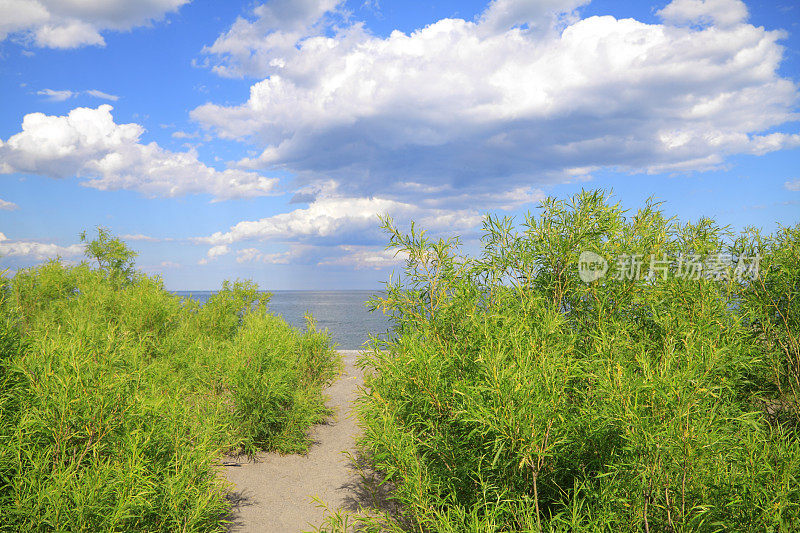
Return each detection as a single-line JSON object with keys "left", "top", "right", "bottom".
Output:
{"left": 358, "top": 190, "right": 800, "bottom": 532}
{"left": 0, "top": 229, "right": 339, "bottom": 531}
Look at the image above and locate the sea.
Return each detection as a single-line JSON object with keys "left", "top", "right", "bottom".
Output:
{"left": 173, "top": 290, "right": 393, "bottom": 350}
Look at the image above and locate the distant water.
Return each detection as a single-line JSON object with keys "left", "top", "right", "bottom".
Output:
{"left": 173, "top": 290, "right": 392, "bottom": 350}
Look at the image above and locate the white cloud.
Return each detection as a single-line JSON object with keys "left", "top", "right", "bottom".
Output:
{"left": 206, "top": 244, "right": 230, "bottom": 259}
{"left": 171, "top": 130, "right": 198, "bottom": 139}
{"left": 236, "top": 247, "right": 263, "bottom": 263}
{"left": 0, "top": 0, "right": 49, "bottom": 43}
{"left": 194, "top": 179, "right": 547, "bottom": 267}
{"left": 0, "top": 105, "right": 279, "bottom": 200}
{"left": 37, "top": 88, "right": 74, "bottom": 101}
{"left": 657, "top": 0, "right": 748, "bottom": 29}
{"left": 196, "top": 187, "right": 513, "bottom": 269}
{"left": 0, "top": 198, "right": 18, "bottom": 211}
{"left": 200, "top": 0, "right": 345, "bottom": 78}
{"left": 37, "top": 88, "right": 120, "bottom": 101}
{"left": 233, "top": 241, "right": 405, "bottom": 270}
{"left": 478, "top": 0, "right": 589, "bottom": 36}
{"left": 194, "top": 0, "right": 800, "bottom": 202}
{"left": 0, "top": 0, "right": 189, "bottom": 49}
{"left": 785, "top": 179, "right": 800, "bottom": 192}
{"left": 121, "top": 233, "right": 159, "bottom": 241}
{"left": 0, "top": 232, "right": 83, "bottom": 260}
{"left": 319, "top": 245, "right": 407, "bottom": 270}
{"left": 86, "top": 89, "right": 119, "bottom": 101}
{"left": 196, "top": 195, "right": 483, "bottom": 248}
{"left": 233, "top": 242, "right": 403, "bottom": 269}
{"left": 236, "top": 244, "right": 312, "bottom": 264}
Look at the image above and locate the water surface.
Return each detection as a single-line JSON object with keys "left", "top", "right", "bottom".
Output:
{"left": 174, "top": 290, "right": 391, "bottom": 350}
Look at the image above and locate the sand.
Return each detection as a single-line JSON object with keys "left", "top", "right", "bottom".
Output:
{"left": 223, "top": 350, "right": 365, "bottom": 533}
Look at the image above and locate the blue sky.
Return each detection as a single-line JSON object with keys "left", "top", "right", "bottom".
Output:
{"left": 0, "top": 0, "right": 798, "bottom": 289}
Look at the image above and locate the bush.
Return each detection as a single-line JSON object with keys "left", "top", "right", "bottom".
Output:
{"left": 358, "top": 190, "right": 800, "bottom": 532}
{"left": 0, "top": 229, "right": 339, "bottom": 531}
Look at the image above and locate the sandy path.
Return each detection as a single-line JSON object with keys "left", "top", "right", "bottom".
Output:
{"left": 223, "top": 350, "right": 364, "bottom": 533}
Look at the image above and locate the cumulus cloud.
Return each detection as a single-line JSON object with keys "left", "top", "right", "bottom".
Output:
{"left": 206, "top": 244, "right": 230, "bottom": 259}
{"left": 195, "top": 195, "right": 483, "bottom": 249}
{"left": 0, "top": 105, "right": 279, "bottom": 200}
{"left": 478, "top": 0, "right": 589, "bottom": 35}
{"left": 785, "top": 179, "right": 800, "bottom": 192}
{"left": 0, "top": 198, "right": 18, "bottom": 211}
{"left": 318, "top": 245, "right": 407, "bottom": 270}
{"left": 200, "top": 0, "right": 345, "bottom": 78}
{"left": 194, "top": 0, "right": 800, "bottom": 203}
{"left": 193, "top": 178, "right": 544, "bottom": 267}
{"left": 232, "top": 242, "right": 405, "bottom": 270}
{"left": 0, "top": 232, "right": 83, "bottom": 260}
{"left": 656, "top": 0, "right": 748, "bottom": 29}
{"left": 196, "top": 185, "right": 536, "bottom": 269}
{"left": 0, "top": 0, "right": 188, "bottom": 48}
{"left": 236, "top": 244, "right": 313, "bottom": 264}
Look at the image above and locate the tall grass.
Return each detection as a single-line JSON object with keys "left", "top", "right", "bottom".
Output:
{"left": 0, "top": 228, "right": 340, "bottom": 531}
{"left": 356, "top": 190, "right": 800, "bottom": 532}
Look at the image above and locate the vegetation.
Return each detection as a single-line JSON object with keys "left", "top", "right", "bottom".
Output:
{"left": 0, "top": 229, "right": 339, "bottom": 531}
{"left": 351, "top": 190, "right": 799, "bottom": 532}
